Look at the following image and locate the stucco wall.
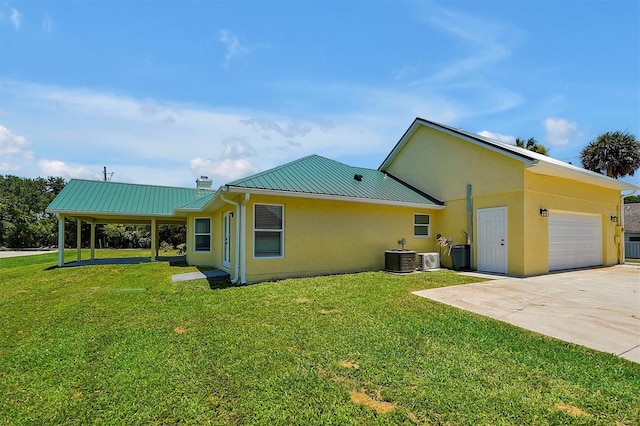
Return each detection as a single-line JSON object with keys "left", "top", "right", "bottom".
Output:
{"left": 186, "top": 210, "right": 226, "bottom": 268}
{"left": 383, "top": 124, "right": 622, "bottom": 275}
{"left": 384, "top": 125, "right": 528, "bottom": 274}
{"left": 243, "top": 194, "right": 439, "bottom": 282}
{"left": 384, "top": 126, "right": 525, "bottom": 202}
{"left": 523, "top": 171, "right": 621, "bottom": 275}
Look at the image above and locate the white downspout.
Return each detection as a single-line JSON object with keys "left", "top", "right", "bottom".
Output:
{"left": 220, "top": 192, "right": 240, "bottom": 284}
{"left": 621, "top": 189, "right": 639, "bottom": 263}
{"left": 240, "top": 193, "right": 250, "bottom": 284}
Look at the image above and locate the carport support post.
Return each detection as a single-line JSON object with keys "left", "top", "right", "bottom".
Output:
{"left": 150, "top": 218, "right": 157, "bottom": 262}
{"left": 90, "top": 221, "right": 96, "bottom": 260}
{"left": 57, "top": 214, "right": 65, "bottom": 267}
{"left": 76, "top": 219, "right": 82, "bottom": 262}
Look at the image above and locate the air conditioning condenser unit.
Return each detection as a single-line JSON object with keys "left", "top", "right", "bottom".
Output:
{"left": 417, "top": 252, "right": 440, "bottom": 271}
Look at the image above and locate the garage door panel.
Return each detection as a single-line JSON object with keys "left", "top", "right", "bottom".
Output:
{"left": 548, "top": 212, "right": 602, "bottom": 271}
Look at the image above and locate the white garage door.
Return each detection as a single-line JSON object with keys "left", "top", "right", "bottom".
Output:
{"left": 548, "top": 211, "right": 602, "bottom": 271}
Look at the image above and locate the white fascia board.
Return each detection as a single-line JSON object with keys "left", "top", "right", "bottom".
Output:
{"left": 44, "top": 209, "right": 175, "bottom": 218}
{"left": 527, "top": 162, "right": 639, "bottom": 191}
{"left": 223, "top": 186, "right": 446, "bottom": 210}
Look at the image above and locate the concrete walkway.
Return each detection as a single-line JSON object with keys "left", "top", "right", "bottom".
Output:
{"left": 172, "top": 269, "right": 230, "bottom": 283}
{"left": 413, "top": 265, "right": 640, "bottom": 363}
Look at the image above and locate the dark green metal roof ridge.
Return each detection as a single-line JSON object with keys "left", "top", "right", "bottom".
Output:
{"left": 64, "top": 178, "right": 208, "bottom": 192}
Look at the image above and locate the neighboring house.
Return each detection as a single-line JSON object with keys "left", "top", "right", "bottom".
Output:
{"left": 623, "top": 203, "right": 640, "bottom": 259}
{"left": 623, "top": 203, "right": 640, "bottom": 243}
{"left": 46, "top": 117, "right": 638, "bottom": 282}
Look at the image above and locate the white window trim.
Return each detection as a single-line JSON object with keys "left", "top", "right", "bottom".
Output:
{"left": 194, "top": 217, "right": 212, "bottom": 253}
{"left": 253, "top": 203, "right": 284, "bottom": 259}
{"left": 413, "top": 213, "right": 431, "bottom": 238}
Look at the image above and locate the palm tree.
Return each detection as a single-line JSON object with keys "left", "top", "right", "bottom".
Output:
{"left": 580, "top": 131, "right": 640, "bottom": 179}
{"left": 515, "top": 137, "right": 548, "bottom": 155}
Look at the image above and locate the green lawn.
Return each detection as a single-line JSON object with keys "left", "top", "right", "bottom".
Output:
{"left": 1, "top": 250, "right": 638, "bottom": 425}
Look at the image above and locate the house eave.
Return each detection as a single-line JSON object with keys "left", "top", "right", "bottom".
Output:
{"left": 45, "top": 209, "right": 177, "bottom": 218}
{"left": 222, "top": 186, "right": 446, "bottom": 210}
{"left": 527, "top": 162, "right": 639, "bottom": 191}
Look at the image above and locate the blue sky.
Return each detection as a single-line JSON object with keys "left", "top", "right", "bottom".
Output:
{"left": 1, "top": 0, "right": 638, "bottom": 188}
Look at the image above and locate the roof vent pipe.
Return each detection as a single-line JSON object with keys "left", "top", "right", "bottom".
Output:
{"left": 354, "top": 174, "right": 363, "bottom": 181}
{"left": 196, "top": 176, "right": 213, "bottom": 190}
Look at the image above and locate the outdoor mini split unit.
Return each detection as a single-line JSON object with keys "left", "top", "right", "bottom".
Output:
{"left": 417, "top": 252, "right": 440, "bottom": 271}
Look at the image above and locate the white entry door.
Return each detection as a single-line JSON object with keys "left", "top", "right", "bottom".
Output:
{"left": 477, "top": 207, "right": 507, "bottom": 274}
{"left": 223, "top": 212, "right": 231, "bottom": 269}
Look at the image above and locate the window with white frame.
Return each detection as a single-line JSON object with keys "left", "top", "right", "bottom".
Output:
{"left": 414, "top": 213, "right": 430, "bottom": 237}
{"left": 194, "top": 217, "right": 211, "bottom": 251}
{"left": 254, "top": 204, "right": 283, "bottom": 258}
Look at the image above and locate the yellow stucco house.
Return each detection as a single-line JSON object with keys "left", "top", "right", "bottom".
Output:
{"left": 47, "top": 117, "right": 637, "bottom": 283}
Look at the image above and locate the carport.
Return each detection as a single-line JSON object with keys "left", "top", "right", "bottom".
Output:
{"left": 46, "top": 179, "right": 214, "bottom": 267}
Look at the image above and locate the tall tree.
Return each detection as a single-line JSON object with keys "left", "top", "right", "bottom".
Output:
{"left": 515, "top": 137, "right": 548, "bottom": 155}
{"left": 580, "top": 131, "right": 640, "bottom": 179}
{"left": 0, "top": 175, "right": 67, "bottom": 247}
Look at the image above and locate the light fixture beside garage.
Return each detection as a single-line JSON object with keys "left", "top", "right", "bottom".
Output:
{"left": 539, "top": 208, "right": 549, "bottom": 217}
{"left": 610, "top": 214, "right": 618, "bottom": 222}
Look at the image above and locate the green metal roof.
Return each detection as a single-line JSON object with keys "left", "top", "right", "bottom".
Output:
{"left": 226, "top": 155, "right": 443, "bottom": 206}
{"left": 46, "top": 179, "right": 214, "bottom": 216}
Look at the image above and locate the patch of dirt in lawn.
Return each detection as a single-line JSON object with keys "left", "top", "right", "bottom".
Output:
{"left": 406, "top": 411, "right": 420, "bottom": 423}
{"left": 174, "top": 326, "right": 186, "bottom": 334}
{"left": 555, "top": 404, "right": 591, "bottom": 417}
{"left": 71, "top": 391, "right": 82, "bottom": 400}
{"left": 17, "top": 290, "right": 29, "bottom": 294}
{"left": 316, "top": 366, "right": 357, "bottom": 388}
{"left": 296, "top": 297, "right": 311, "bottom": 304}
{"left": 319, "top": 309, "right": 340, "bottom": 315}
{"left": 339, "top": 360, "right": 360, "bottom": 369}
{"left": 350, "top": 390, "right": 395, "bottom": 414}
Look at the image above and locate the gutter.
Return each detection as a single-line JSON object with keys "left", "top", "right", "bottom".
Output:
{"left": 223, "top": 186, "right": 445, "bottom": 210}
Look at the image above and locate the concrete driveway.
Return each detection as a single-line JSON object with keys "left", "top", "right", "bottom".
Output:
{"left": 413, "top": 265, "right": 640, "bottom": 363}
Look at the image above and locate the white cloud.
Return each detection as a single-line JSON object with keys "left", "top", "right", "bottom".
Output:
{"left": 190, "top": 157, "right": 259, "bottom": 184}
{"left": 477, "top": 130, "right": 515, "bottom": 144}
{"left": 219, "top": 29, "right": 250, "bottom": 66}
{"left": 416, "top": 5, "right": 519, "bottom": 84}
{"left": 42, "top": 14, "right": 52, "bottom": 33}
{"left": 389, "top": 4, "right": 524, "bottom": 118}
{"left": 543, "top": 117, "right": 578, "bottom": 146}
{"left": 0, "top": 79, "right": 400, "bottom": 186}
{"left": 38, "top": 160, "right": 95, "bottom": 180}
{"left": 10, "top": 7, "right": 20, "bottom": 29}
{"left": 0, "top": 125, "right": 33, "bottom": 173}
{"left": 0, "top": 125, "right": 28, "bottom": 154}
{"left": 0, "top": 74, "right": 528, "bottom": 187}
{"left": 222, "top": 141, "right": 255, "bottom": 159}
